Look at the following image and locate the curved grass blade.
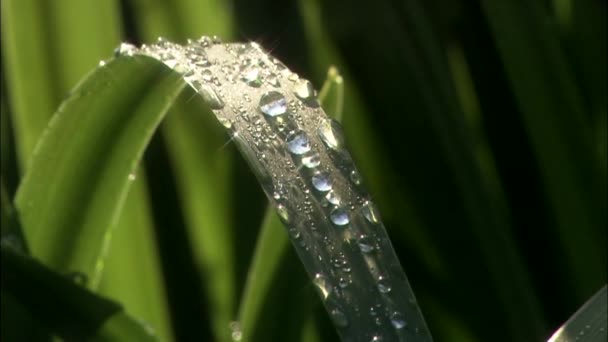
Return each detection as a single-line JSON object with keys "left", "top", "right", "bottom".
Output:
{"left": 1, "top": 246, "right": 157, "bottom": 341}
{"left": 478, "top": 0, "right": 607, "bottom": 297}
{"left": 128, "top": 2, "right": 237, "bottom": 339}
{"left": 15, "top": 55, "right": 186, "bottom": 287}
{"left": 548, "top": 285, "right": 607, "bottom": 342}
{"left": 130, "top": 39, "right": 433, "bottom": 341}
{"left": 236, "top": 68, "right": 346, "bottom": 341}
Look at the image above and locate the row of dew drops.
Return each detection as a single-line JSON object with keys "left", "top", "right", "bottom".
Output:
{"left": 114, "top": 36, "right": 424, "bottom": 341}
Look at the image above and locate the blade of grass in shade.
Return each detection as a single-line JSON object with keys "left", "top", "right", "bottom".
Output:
{"left": 548, "top": 285, "right": 607, "bottom": 342}
{"left": 15, "top": 56, "right": 186, "bottom": 287}
{"left": 478, "top": 0, "right": 607, "bottom": 296}
{"left": 236, "top": 68, "right": 343, "bottom": 341}
{"left": 1, "top": 247, "right": 157, "bottom": 341}
{"left": 315, "top": 0, "right": 545, "bottom": 340}
{"left": 1, "top": 177, "right": 27, "bottom": 253}
{"left": 98, "top": 176, "right": 173, "bottom": 342}
{"left": 129, "top": 1, "right": 236, "bottom": 340}
{"left": 299, "top": 0, "right": 443, "bottom": 274}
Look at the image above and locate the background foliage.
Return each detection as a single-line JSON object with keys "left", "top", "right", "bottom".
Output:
{"left": 1, "top": 0, "right": 606, "bottom": 341}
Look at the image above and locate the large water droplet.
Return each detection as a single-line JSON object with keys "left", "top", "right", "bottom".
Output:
{"left": 358, "top": 235, "right": 375, "bottom": 253}
{"left": 259, "top": 91, "right": 287, "bottom": 116}
{"left": 294, "top": 80, "right": 319, "bottom": 107}
{"left": 390, "top": 311, "right": 406, "bottom": 329}
{"left": 312, "top": 172, "right": 332, "bottom": 192}
{"left": 362, "top": 201, "right": 380, "bottom": 224}
{"left": 301, "top": 153, "right": 321, "bottom": 168}
{"left": 330, "top": 309, "right": 348, "bottom": 327}
{"left": 286, "top": 131, "right": 311, "bottom": 155}
{"left": 326, "top": 190, "right": 341, "bottom": 205}
{"left": 229, "top": 321, "right": 242, "bottom": 341}
{"left": 330, "top": 208, "right": 350, "bottom": 226}
{"left": 318, "top": 119, "right": 344, "bottom": 150}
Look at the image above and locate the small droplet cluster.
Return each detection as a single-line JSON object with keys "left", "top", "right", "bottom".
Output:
{"left": 116, "top": 37, "right": 432, "bottom": 342}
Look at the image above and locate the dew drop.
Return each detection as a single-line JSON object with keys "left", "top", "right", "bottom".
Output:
{"left": 350, "top": 169, "right": 361, "bottom": 185}
{"left": 371, "top": 335, "right": 382, "bottom": 342}
{"left": 326, "top": 190, "right": 341, "bottom": 205}
{"left": 377, "top": 277, "right": 392, "bottom": 293}
{"left": 114, "top": 42, "right": 137, "bottom": 57}
{"left": 330, "top": 309, "right": 348, "bottom": 327}
{"left": 218, "top": 117, "right": 232, "bottom": 129}
{"left": 229, "top": 321, "right": 242, "bottom": 341}
{"left": 301, "top": 153, "right": 321, "bottom": 168}
{"left": 70, "top": 272, "right": 88, "bottom": 286}
{"left": 202, "top": 69, "right": 213, "bottom": 82}
{"left": 358, "top": 235, "right": 375, "bottom": 253}
{"left": 362, "top": 201, "right": 380, "bottom": 224}
{"left": 330, "top": 208, "right": 350, "bottom": 226}
{"left": 312, "top": 172, "right": 332, "bottom": 192}
{"left": 286, "top": 131, "right": 311, "bottom": 155}
{"left": 313, "top": 273, "right": 332, "bottom": 300}
{"left": 390, "top": 311, "right": 406, "bottom": 329}
{"left": 259, "top": 91, "right": 287, "bottom": 116}
{"left": 267, "top": 73, "right": 280, "bottom": 87}
{"left": 276, "top": 204, "right": 290, "bottom": 223}
{"left": 294, "top": 80, "right": 320, "bottom": 107}
{"left": 318, "top": 118, "right": 344, "bottom": 150}
{"left": 241, "top": 67, "right": 262, "bottom": 87}
{"left": 198, "top": 83, "right": 225, "bottom": 109}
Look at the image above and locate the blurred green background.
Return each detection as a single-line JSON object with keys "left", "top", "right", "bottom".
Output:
{"left": 1, "top": 0, "right": 606, "bottom": 341}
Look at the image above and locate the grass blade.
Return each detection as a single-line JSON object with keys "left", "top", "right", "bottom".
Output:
{"left": 15, "top": 56, "right": 186, "bottom": 287}
{"left": 1, "top": 246, "right": 156, "bottom": 341}
{"left": 548, "top": 285, "right": 607, "bottom": 342}
{"left": 478, "top": 0, "right": 607, "bottom": 298}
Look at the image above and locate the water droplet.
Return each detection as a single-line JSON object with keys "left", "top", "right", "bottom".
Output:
{"left": 362, "top": 201, "right": 380, "bottom": 224}
{"left": 114, "top": 42, "right": 138, "bottom": 57}
{"left": 98, "top": 60, "right": 107, "bottom": 67}
{"left": 128, "top": 172, "right": 137, "bottom": 181}
{"left": 218, "top": 117, "right": 232, "bottom": 129}
{"left": 312, "top": 172, "right": 332, "bottom": 192}
{"left": 198, "top": 83, "right": 225, "bottom": 109}
{"left": 338, "top": 277, "right": 349, "bottom": 288}
{"left": 241, "top": 67, "right": 262, "bottom": 87}
{"left": 390, "top": 311, "right": 406, "bottom": 329}
{"left": 301, "top": 153, "right": 321, "bottom": 168}
{"left": 313, "top": 273, "right": 332, "bottom": 300}
{"left": 358, "top": 235, "right": 375, "bottom": 253}
{"left": 286, "top": 131, "right": 311, "bottom": 155}
{"left": 294, "top": 80, "right": 320, "bottom": 107}
{"left": 259, "top": 91, "right": 287, "bottom": 116}
{"left": 330, "top": 208, "right": 350, "bottom": 226}
{"left": 371, "top": 335, "right": 382, "bottom": 342}
{"left": 326, "top": 190, "right": 341, "bottom": 205}
{"left": 377, "top": 277, "right": 391, "bottom": 293}
{"left": 267, "top": 73, "right": 280, "bottom": 87}
{"left": 276, "top": 204, "right": 290, "bottom": 223}
{"left": 330, "top": 309, "right": 348, "bottom": 327}
{"left": 202, "top": 69, "right": 213, "bottom": 82}
{"left": 70, "top": 272, "right": 88, "bottom": 286}
{"left": 229, "top": 321, "right": 242, "bottom": 341}
{"left": 318, "top": 119, "right": 344, "bottom": 150}
{"left": 350, "top": 169, "right": 361, "bottom": 185}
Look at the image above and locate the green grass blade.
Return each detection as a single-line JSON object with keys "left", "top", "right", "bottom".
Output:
{"left": 15, "top": 56, "right": 186, "bottom": 287}
{"left": 479, "top": 0, "right": 607, "bottom": 297}
{"left": 1, "top": 0, "right": 59, "bottom": 167}
{"left": 548, "top": 285, "right": 607, "bottom": 342}
{"left": 1, "top": 246, "right": 157, "bottom": 341}
{"left": 128, "top": 2, "right": 237, "bottom": 340}
{"left": 236, "top": 68, "right": 346, "bottom": 341}
{"left": 98, "top": 176, "right": 172, "bottom": 341}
